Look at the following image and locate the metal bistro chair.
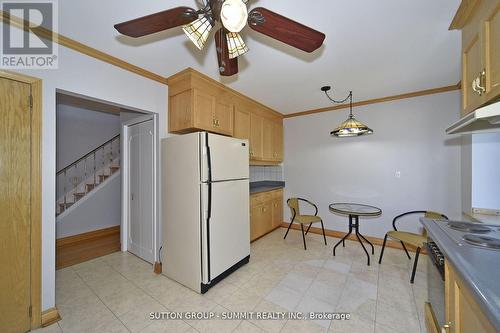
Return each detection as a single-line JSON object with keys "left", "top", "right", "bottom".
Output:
{"left": 284, "top": 198, "right": 327, "bottom": 250}
{"left": 378, "top": 210, "right": 448, "bottom": 283}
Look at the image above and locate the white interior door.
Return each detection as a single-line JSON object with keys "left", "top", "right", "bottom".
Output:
{"left": 128, "top": 119, "right": 154, "bottom": 263}
{"left": 207, "top": 179, "right": 250, "bottom": 279}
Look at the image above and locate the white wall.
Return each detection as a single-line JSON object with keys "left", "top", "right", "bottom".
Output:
{"left": 472, "top": 132, "right": 500, "bottom": 209}
{"left": 283, "top": 91, "right": 462, "bottom": 238}
{"left": 56, "top": 104, "right": 120, "bottom": 171}
{"left": 9, "top": 22, "right": 168, "bottom": 311}
{"left": 57, "top": 172, "right": 121, "bottom": 238}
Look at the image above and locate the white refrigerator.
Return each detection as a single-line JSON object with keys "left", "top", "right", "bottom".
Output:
{"left": 161, "top": 132, "right": 250, "bottom": 293}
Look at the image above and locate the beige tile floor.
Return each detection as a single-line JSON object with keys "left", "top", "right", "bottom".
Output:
{"left": 34, "top": 228, "right": 428, "bottom": 333}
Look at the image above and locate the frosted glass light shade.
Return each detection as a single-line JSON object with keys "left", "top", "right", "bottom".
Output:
{"left": 226, "top": 32, "right": 249, "bottom": 59}
{"left": 182, "top": 16, "right": 213, "bottom": 50}
{"left": 330, "top": 116, "right": 373, "bottom": 137}
{"left": 220, "top": 0, "right": 248, "bottom": 33}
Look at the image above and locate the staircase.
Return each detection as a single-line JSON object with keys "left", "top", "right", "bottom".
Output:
{"left": 56, "top": 134, "right": 120, "bottom": 216}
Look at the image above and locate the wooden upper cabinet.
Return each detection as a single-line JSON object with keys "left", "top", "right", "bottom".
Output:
{"left": 193, "top": 89, "right": 216, "bottom": 130}
{"left": 462, "top": 34, "right": 483, "bottom": 115}
{"left": 214, "top": 98, "right": 234, "bottom": 136}
{"left": 250, "top": 113, "right": 264, "bottom": 160}
{"left": 168, "top": 90, "right": 192, "bottom": 133}
{"left": 452, "top": 1, "right": 500, "bottom": 115}
{"left": 167, "top": 68, "right": 284, "bottom": 164}
{"left": 262, "top": 118, "right": 274, "bottom": 161}
{"left": 484, "top": 3, "right": 500, "bottom": 101}
{"left": 233, "top": 106, "right": 250, "bottom": 140}
{"left": 272, "top": 120, "right": 284, "bottom": 162}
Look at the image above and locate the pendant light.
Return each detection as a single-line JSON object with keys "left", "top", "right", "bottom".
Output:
{"left": 321, "top": 86, "right": 373, "bottom": 137}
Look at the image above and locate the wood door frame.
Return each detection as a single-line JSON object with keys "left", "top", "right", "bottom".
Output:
{"left": 0, "top": 70, "right": 42, "bottom": 329}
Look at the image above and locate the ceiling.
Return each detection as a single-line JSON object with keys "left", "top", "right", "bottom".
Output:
{"left": 58, "top": 0, "right": 462, "bottom": 114}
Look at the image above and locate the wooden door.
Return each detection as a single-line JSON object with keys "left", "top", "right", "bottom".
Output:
{"left": 168, "top": 90, "right": 193, "bottom": 132}
{"left": 250, "top": 202, "right": 263, "bottom": 241}
{"left": 272, "top": 121, "right": 283, "bottom": 162}
{"left": 214, "top": 99, "right": 234, "bottom": 136}
{"left": 193, "top": 89, "right": 215, "bottom": 131}
{"left": 484, "top": 3, "right": 500, "bottom": 101}
{"left": 462, "top": 34, "right": 484, "bottom": 115}
{"left": 250, "top": 113, "right": 263, "bottom": 160}
{"left": 0, "top": 77, "right": 32, "bottom": 333}
{"left": 271, "top": 191, "right": 283, "bottom": 229}
{"left": 262, "top": 118, "right": 274, "bottom": 161}
{"left": 233, "top": 107, "right": 250, "bottom": 141}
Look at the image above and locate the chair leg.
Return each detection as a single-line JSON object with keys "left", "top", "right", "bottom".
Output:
{"left": 284, "top": 220, "right": 293, "bottom": 239}
{"left": 305, "top": 223, "right": 312, "bottom": 234}
{"left": 410, "top": 247, "right": 421, "bottom": 284}
{"left": 401, "top": 241, "right": 412, "bottom": 260}
{"left": 378, "top": 234, "right": 388, "bottom": 264}
{"left": 320, "top": 220, "right": 327, "bottom": 245}
{"left": 300, "top": 224, "right": 307, "bottom": 250}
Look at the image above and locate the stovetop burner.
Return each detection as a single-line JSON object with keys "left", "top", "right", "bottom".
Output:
{"left": 463, "top": 234, "right": 500, "bottom": 250}
{"left": 447, "top": 221, "right": 493, "bottom": 234}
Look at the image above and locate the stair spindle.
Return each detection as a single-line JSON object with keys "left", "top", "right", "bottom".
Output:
{"left": 84, "top": 157, "right": 87, "bottom": 193}
{"left": 102, "top": 146, "right": 105, "bottom": 180}
{"left": 93, "top": 151, "right": 96, "bottom": 187}
{"left": 63, "top": 169, "right": 67, "bottom": 210}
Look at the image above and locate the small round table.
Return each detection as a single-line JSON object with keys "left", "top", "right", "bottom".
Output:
{"left": 329, "top": 203, "right": 382, "bottom": 266}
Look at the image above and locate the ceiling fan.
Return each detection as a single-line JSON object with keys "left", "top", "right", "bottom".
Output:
{"left": 114, "top": 0, "right": 326, "bottom": 76}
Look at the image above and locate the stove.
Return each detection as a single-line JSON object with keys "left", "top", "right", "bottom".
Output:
{"left": 433, "top": 220, "right": 500, "bottom": 250}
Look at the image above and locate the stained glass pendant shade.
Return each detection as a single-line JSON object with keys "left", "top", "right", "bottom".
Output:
{"left": 321, "top": 86, "right": 373, "bottom": 137}
{"left": 330, "top": 113, "right": 373, "bottom": 137}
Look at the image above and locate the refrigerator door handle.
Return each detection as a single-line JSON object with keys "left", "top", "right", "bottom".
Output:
{"left": 205, "top": 132, "right": 212, "bottom": 183}
{"left": 204, "top": 132, "right": 212, "bottom": 283}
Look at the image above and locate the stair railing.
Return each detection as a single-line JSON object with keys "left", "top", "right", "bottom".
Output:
{"left": 56, "top": 134, "right": 120, "bottom": 214}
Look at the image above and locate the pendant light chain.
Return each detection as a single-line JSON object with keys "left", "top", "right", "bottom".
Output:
{"left": 320, "top": 86, "right": 373, "bottom": 137}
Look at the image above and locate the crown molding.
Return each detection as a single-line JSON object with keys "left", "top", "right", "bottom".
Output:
{"left": 0, "top": 11, "right": 168, "bottom": 85}
{"left": 284, "top": 83, "right": 461, "bottom": 119}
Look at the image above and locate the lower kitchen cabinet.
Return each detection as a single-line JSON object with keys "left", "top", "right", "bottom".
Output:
{"left": 250, "top": 189, "right": 283, "bottom": 241}
{"left": 441, "top": 260, "right": 497, "bottom": 333}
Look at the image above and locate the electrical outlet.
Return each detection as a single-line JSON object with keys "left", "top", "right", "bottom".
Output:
{"left": 395, "top": 171, "right": 401, "bottom": 178}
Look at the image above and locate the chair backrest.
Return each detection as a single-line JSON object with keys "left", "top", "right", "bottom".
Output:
{"left": 393, "top": 210, "right": 448, "bottom": 236}
{"left": 287, "top": 198, "right": 300, "bottom": 217}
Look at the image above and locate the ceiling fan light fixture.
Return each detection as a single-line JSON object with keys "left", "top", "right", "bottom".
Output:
{"left": 182, "top": 15, "right": 213, "bottom": 50}
{"left": 226, "top": 32, "right": 248, "bottom": 59}
{"left": 220, "top": 0, "right": 248, "bottom": 33}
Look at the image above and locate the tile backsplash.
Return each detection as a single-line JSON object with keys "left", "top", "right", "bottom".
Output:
{"left": 250, "top": 165, "right": 283, "bottom": 182}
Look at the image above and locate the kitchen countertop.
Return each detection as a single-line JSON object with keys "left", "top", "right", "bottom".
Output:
{"left": 250, "top": 181, "right": 285, "bottom": 194}
{"left": 421, "top": 218, "right": 500, "bottom": 331}
{"left": 466, "top": 212, "right": 500, "bottom": 226}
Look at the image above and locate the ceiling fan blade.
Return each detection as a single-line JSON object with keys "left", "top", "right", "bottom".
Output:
{"left": 215, "top": 28, "right": 239, "bottom": 76}
{"left": 248, "top": 7, "right": 325, "bottom": 52}
{"left": 114, "top": 7, "right": 197, "bottom": 37}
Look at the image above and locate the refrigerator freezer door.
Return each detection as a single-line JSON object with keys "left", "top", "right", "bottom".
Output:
{"left": 162, "top": 133, "right": 203, "bottom": 292}
{"left": 201, "top": 133, "right": 249, "bottom": 182}
{"left": 203, "top": 179, "right": 250, "bottom": 281}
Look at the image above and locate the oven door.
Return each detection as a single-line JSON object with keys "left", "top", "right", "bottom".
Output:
{"left": 427, "top": 241, "right": 446, "bottom": 329}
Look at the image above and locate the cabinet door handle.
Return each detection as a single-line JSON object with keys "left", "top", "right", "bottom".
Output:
{"left": 441, "top": 322, "right": 451, "bottom": 333}
{"left": 477, "top": 69, "right": 486, "bottom": 94}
